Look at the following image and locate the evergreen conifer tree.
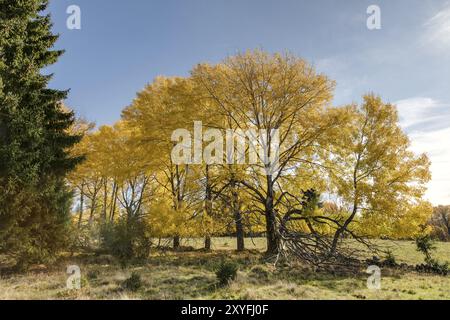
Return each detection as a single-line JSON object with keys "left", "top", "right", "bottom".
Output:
{"left": 0, "top": 0, "right": 82, "bottom": 266}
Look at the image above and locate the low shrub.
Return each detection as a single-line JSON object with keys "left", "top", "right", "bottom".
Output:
{"left": 383, "top": 250, "right": 397, "bottom": 267}
{"left": 100, "top": 218, "right": 152, "bottom": 266}
{"left": 416, "top": 259, "right": 449, "bottom": 276}
{"left": 415, "top": 234, "right": 449, "bottom": 275}
{"left": 249, "top": 265, "right": 271, "bottom": 280}
{"left": 122, "top": 272, "right": 143, "bottom": 291}
{"left": 216, "top": 260, "right": 239, "bottom": 286}
{"left": 87, "top": 269, "right": 100, "bottom": 280}
{"left": 416, "top": 235, "right": 435, "bottom": 261}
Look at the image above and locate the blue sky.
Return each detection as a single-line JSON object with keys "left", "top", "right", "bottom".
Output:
{"left": 46, "top": 0, "right": 450, "bottom": 204}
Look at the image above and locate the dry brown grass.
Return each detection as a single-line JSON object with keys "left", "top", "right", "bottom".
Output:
{"left": 1, "top": 238, "right": 450, "bottom": 300}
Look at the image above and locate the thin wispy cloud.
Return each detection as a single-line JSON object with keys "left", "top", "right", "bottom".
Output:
{"left": 395, "top": 97, "right": 450, "bottom": 132}
{"left": 422, "top": 3, "right": 450, "bottom": 51}
{"left": 395, "top": 97, "right": 450, "bottom": 205}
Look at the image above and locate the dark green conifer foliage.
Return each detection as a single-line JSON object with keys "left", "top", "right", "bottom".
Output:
{"left": 0, "top": 0, "right": 82, "bottom": 265}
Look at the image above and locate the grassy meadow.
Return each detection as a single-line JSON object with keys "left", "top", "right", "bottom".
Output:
{"left": 1, "top": 238, "right": 450, "bottom": 300}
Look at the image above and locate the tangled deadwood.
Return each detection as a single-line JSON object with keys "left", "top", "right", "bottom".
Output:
{"left": 272, "top": 189, "right": 381, "bottom": 270}
{"left": 275, "top": 226, "right": 381, "bottom": 270}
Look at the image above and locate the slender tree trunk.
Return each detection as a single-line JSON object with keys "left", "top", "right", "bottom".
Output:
{"left": 231, "top": 178, "right": 245, "bottom": 251}
{"left": 173, "top": 236, "right": 180, "bottom": 249}
{"left": 173, "top": 164, "right": 183, "bottom": 250}
{"left": 329, "top": 165, "right": 360, "bottom": 257}
{"left": 78, "top": 183, "right": 84, "bottom": 229}
{"left": 235, "top": 211, "right": 245, "bottom": 252}
{"left": 88, "top": 202, "right": 96, "bottom": 227}
{"left": 204, "top": 165, "right": 213, "bottom": 251}
{"left": 88, "top": 193, "right": 97, "bottom": 227}
{"left": 204, "top": 235, "right": 211, "bottom": 250}
{"left": 88, "top": 182, "right": 100, "bottom": 227}
{"left": 330, "top": 204, "right": 357, "bottom": 256}
{"left": 102, "top": 178, "right": 108, "bottom": 223}
{"left": 109, "top": 181, "right": 118, "bottom": 223}
{"left": 265, "top": 175, "right": 279, "bottom": 255}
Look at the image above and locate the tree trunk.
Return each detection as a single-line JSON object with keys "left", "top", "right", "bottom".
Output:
{"left": 77, "top": 184, "right": 84, "bottom": 229}
{"left": 233, "top": 191, "right": 245, "bottom": 251}
{"left": 204, "top": 165, "right": 213, "bottom": 251}
{"left": 329, "top": 169, "right": 360, "bottom": 257}
{"left": 330, "top": 204, "right": 357, "bottom": 256}
{"left": 265, "top": 210, "right": 279, "bottom": 255}
{"left": 204, "top": 235, "right": 211, "bottom": 250}
{"left": 173, "top": 236, "right": 181, "bottom": 249}
{"left": 265, "top": 175, "right": 279, "bottom": 255}
{"left": 157, "top": 237, "right": 162, "bottom": 248}
{"left": 88, "top": 182, "right": 100, "bottom": 227}
{"left": 88, "top": 197, "right": 96, "bottom": 227}
{"left": 102, "top": 178, "right": 108, "bottom": 223}
{"left": 109, "top": 181, "right": 118, "bottom": 222}
{"left": 231, "top": 179, "right": 245, "bottom": 251}
{"left": 235, "top": 211, "right": 245, "bottom": 252}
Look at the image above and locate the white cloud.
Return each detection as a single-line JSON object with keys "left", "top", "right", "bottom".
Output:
{"left": 422, "top": 4, "right": 450, "bottom": 51}
{"left": 395, "top": 97, "right": 450, "bottom": 205}
{"left": 409, "top": 127, "right": 450, "bottom": 205}
{"left": 395, "top": 97, "right": 440, "bottom": 130}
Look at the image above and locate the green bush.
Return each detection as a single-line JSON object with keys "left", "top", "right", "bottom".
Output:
{"left": 216, "top": 260, "right": 239, "bottom": 286}
{"left": 87, "top": 269, "right": 100, "bottom": 280}
{"left": 416, "top": 259, "right": 449, "bottom": 275}
{"left": 416, "top": 235, "right": 435, "bottom": 261}
{"left": 415, "top": 234, "right": 449, "bottom": 275}
{"left": 100, "top": 217, "right": 152, "bottom": 266}
{"left": 384, "top": 250, "right": 397, "bottom": 267}
{"left": 249, "top": 265, "right": 271, "bottom": 280}
{"left": 122, "top": 272, "right": 143, "bottom": 291}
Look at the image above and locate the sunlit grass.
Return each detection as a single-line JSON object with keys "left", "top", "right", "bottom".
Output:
{"left": 1, "top": 238, "right": 450, "bottom": 300}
